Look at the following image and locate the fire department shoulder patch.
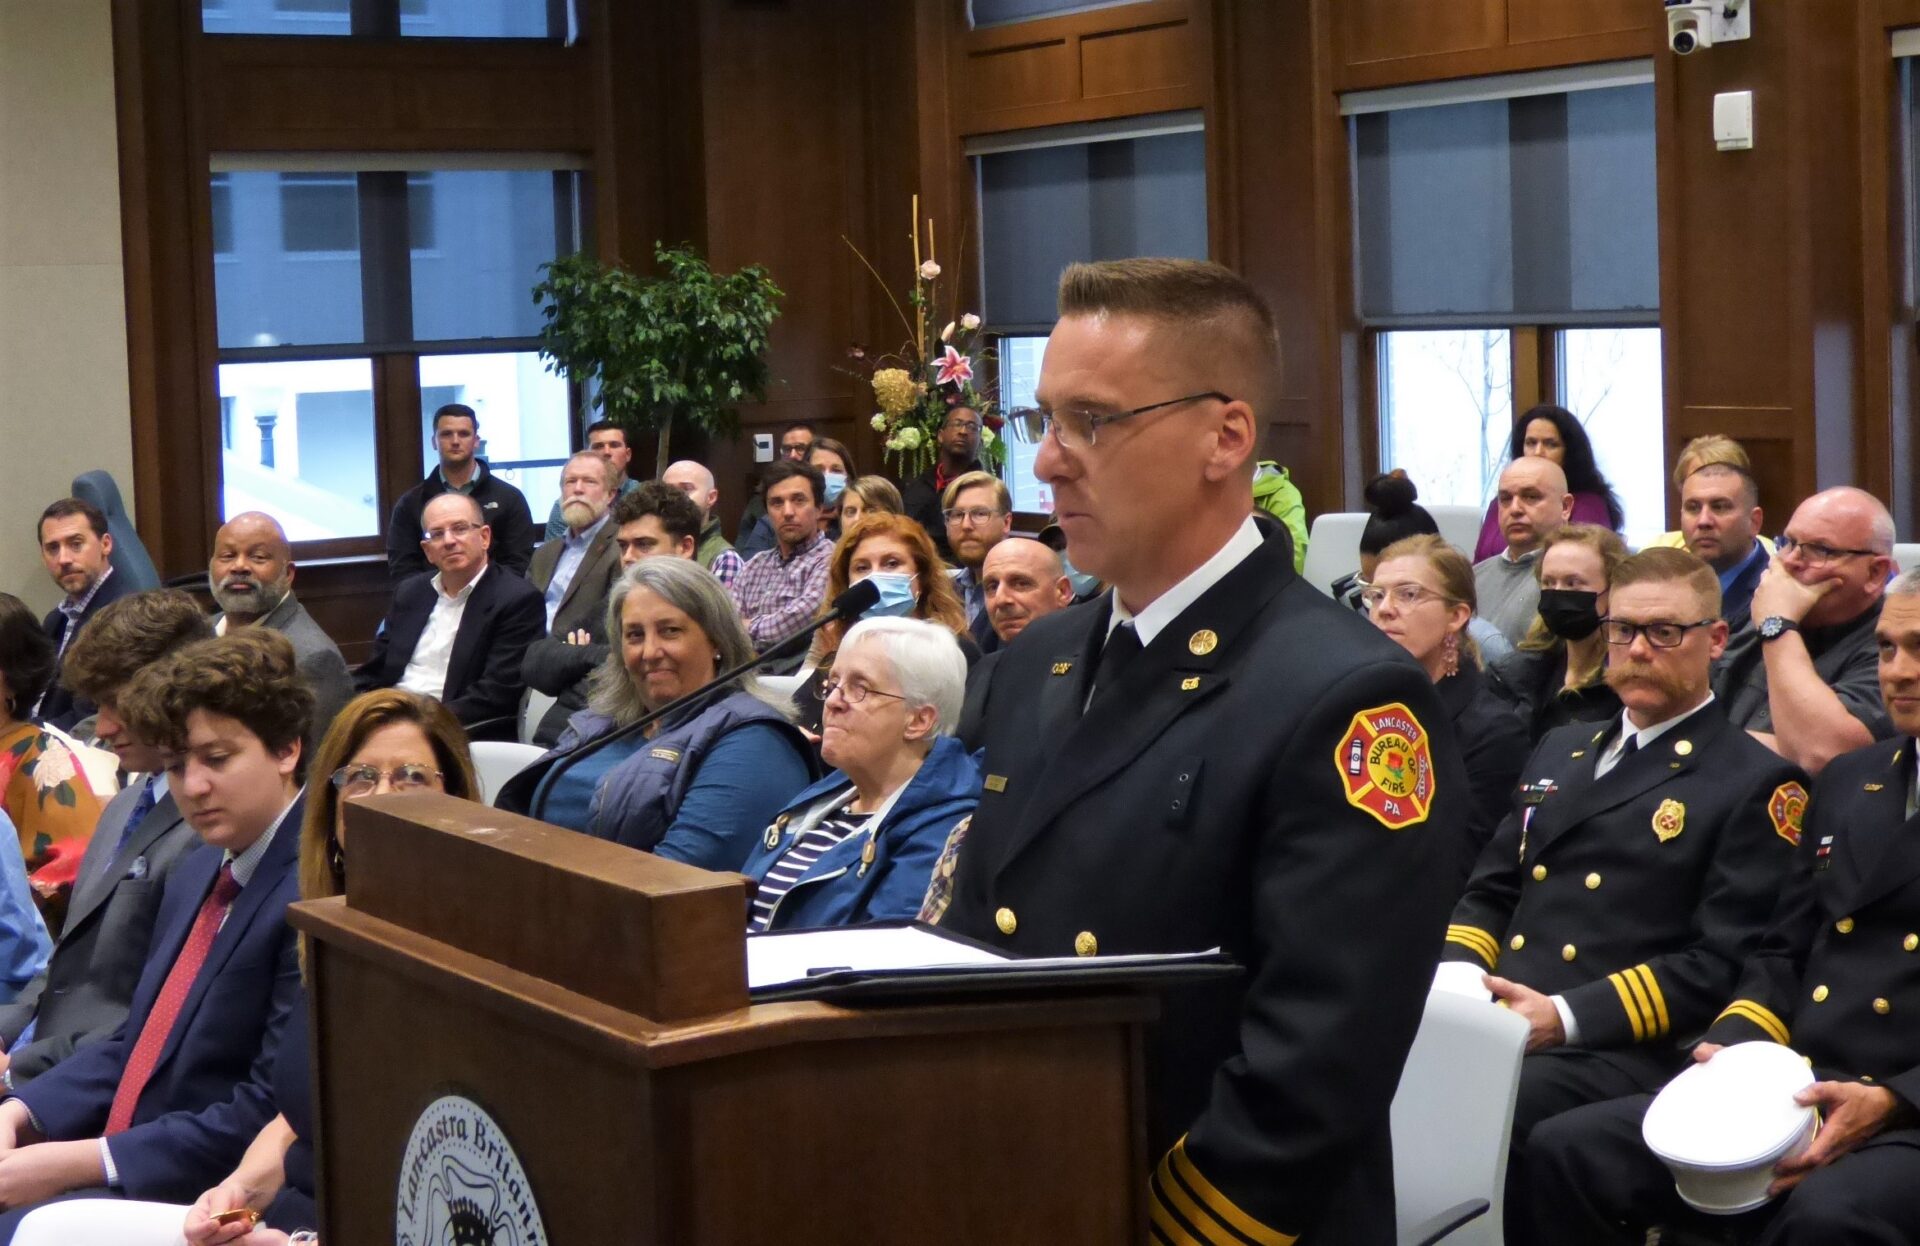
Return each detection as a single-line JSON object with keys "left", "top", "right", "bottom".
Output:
{"left": 1769, "top": 781, "right": 1808, "bottom": 847}
{"left": 1335, "top": 702, "right": 1436, "bottom": 830}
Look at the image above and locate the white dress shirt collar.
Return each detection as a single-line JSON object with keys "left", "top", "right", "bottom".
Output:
{"left": 1107, "top": 516, "right": 1263, "bottom": 648}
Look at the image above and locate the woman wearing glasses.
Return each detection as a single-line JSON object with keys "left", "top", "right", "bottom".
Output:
{"left": 740, "top": 617, "right": 977, "bottom": 933}
{"left": 9, "top": 690, "right": 477, "bottom": 1246}
{"left": 1367, "top": 536, "right": 1529, "bottom": 851}
{"left": 497, "top": 558, "right": 815, "bottom": 871}
{"left": 1490, "top": 524, "right": 1631, "bottom": 742}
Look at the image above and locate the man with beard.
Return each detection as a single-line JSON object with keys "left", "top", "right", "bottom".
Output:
{"left": 206, "top": 512, "right": 351, "bottom": 742}
{"left": 1441, "top": 547, "right": 1808, "bottom": 1245}
{"left": 531, "top": 452, "right": 621, "bottom": 636}
{"left": 902, "top": 407, "right": 984, "bottom": 559}
{"left": 942, "top": 470, "right": 1013, "bottom": 652}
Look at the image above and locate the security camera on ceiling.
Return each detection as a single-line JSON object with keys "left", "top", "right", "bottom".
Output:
{"left": 1665, "top": 0, "right": 1752, "bottom": 55}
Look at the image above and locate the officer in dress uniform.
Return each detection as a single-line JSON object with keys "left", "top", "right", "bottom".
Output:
{"left": 1528, "top": 571, "right": 1920, "bottom": 1245}
{"left": 940, "top": 258, "right": 1473, "bottom": 1246}
{"left": 1438, "top": 548, "right": 1807, "bottom": 1245}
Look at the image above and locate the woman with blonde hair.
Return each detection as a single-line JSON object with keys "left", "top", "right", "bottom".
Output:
{"left": 1366, "top": 535, "right": 1528, "bottom": 851}
{"left": 1489, "top": 524, "right": 1631, "bottom": 741}
{"left": 790, "top": 513, "right": 975, "bottom": 735}
{"left": 838, "top": 475, "right": 903, "bottom": 529}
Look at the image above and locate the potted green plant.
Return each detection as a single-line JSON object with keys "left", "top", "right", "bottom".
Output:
{"left": 533, "top": 244, "right": 784, "bottom": 476}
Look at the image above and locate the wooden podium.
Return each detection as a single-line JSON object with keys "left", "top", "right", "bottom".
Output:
{"left": 290, "top": 793, "right": 1158, "bottom": 1244}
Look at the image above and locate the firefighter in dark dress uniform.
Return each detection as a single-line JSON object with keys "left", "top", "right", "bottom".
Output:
{"left": 941, "top": 259, "right": 1473, "bottom": 1245}
{"left": 1439, "top": 548, "right": 1807, "bottom": 1244}
{"left": 1528, "top": 573, "right": 1920, "bottom": 1246}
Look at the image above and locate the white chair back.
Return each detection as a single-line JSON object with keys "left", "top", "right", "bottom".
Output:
{"left": 1427, "top": 505, "right": 1486, "bottom": 560}
{"left": 521, "top": 690, "right": 558, "bottom": 745}
{"left": 758, "top": 671, "right": 807, "bottom": 700}
{"left": 470, "top": 741, "right": 547, "bottom": 805}
{"left": 1894, "top": 543, "right": 1920, "bottom": 575}
{"left": 1301, "top": 512, "right": 1368, "bottom": 595}
{"left": 1390, "top": 988, "right": 1529, "bottom": 1246}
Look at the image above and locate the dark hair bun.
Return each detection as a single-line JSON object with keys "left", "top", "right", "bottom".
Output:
{"left": 1364, "top": 470, "right": 1419, "bottom": 519}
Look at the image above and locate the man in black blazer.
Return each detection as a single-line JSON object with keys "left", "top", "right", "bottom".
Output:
{"left": 32, "top": 499, "right": 136, "bottom": 730}
{"left": 942, "top": 259, "right": 1470, "bottom": 1246}
{"left": 357, "top": 493, "right": 545, "bottom": 741}
{"left": 0, "top": 590, "right": 214, "bottom": 1089}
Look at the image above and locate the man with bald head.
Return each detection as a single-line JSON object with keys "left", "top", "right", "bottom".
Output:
{"left": 955, "top": 537, "right": 1077, "bottom": 742}
{"left": 1713, "top": 486, "right": 1897, "bottom": 775}
{"left": 208, "top": 512, "right": 353, "bottom": 737}
{"left": 941, "top": 258, "right": 1467, "bottom": 1245}
{"left": 356, "top": 492, "right": 545, "bottom": 739}
{"left": 662, "top": 459, "right": 745, "bottom": 585}
{"left": 1474, "top": 457, "right": 1576, "bottom": 645}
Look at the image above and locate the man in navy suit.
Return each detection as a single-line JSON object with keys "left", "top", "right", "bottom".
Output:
{"left": 357, "top": 492, "right": 546, "bottom": 741}
{"left": 32, "top": 499, "right": 137, "bottom": 730}
{"left": 0, "top": 629, "right": 310, "bottom": 1230}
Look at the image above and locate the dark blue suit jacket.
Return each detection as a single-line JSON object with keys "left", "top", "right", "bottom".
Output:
{"left": 14, "top": 797, "right": 304, "bottom": 1202}
{"left": 355, "top": 563, "right": 546, "bottom": 739}
{"left": 35, "top": 569, "right": 137, "bottom": 729}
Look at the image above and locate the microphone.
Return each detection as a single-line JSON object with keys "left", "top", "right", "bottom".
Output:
{"left": 511, "top": 577, "right": 884, "bottom": 815}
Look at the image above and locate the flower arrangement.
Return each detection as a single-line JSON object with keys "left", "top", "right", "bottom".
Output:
{"left": 843, "top": 197, "right": 1004, "bottom": 476}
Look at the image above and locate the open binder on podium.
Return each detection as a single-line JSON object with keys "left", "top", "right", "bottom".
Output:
{"left": 292, "top": 793, "right": 1221, "bottom": 1244}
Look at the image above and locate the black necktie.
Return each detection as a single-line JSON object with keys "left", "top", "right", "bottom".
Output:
{"left": 1090, "top": 622, "right": 1142, "bottom": 706}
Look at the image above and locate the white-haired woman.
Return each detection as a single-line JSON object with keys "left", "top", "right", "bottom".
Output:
{"left": 496, "top": 558, "right": 815, "bottom": 871}
{"left": 739, "top": 617, "right": 979, "bottom": 932}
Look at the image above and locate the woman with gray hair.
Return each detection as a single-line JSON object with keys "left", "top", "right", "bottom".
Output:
{"left": 496, "top": 558, "right": 815, "bottom": 870}
{"left": 738, "top": 617, "right": 980, "bottom": 932}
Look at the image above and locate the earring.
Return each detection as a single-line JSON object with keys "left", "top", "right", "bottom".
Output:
{"left": 1442, "top": 632, "right": 1460, "bottom": 678}
{"left": 329, "top": 839, "right": 345, "bottom": 885}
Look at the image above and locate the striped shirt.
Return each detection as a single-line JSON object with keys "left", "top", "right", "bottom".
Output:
{"left": 749, "top": 800, "right": 869, "bottom": 932}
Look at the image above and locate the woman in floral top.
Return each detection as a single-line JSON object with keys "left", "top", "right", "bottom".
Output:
{"left": 0, "top": 595, "right": 102, "bottom": 900}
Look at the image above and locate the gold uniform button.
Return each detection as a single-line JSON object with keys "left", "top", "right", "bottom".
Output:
{"left": 1532, "top": 865, "right": 1548, "bottom": 882}
{"left": 1562, "top": 944, "right": 1577, "bottom": 962}
{"left": 1812, "top": 985, "right": 1830, "bottom": 1003}
{"left": 1837, "top": 917, "right": 1855, "bottom": 934}
{"left": 1510, "top": 934, "right": 1526, "bottom": 951}
{"left": 1586, "top": 873, "right": 1602, "bottom": 890}
{"left": 995, "top": 907, "right": 1017, "bottom": 935}
{"left": 1074, "top": 931, "right": 1098, "bottom": 957}
{"left": 1876, "top": 997, "right": 1892, "bottom": 1015}
{"left": 1906, "top": 933, "right": 1919, "bottom": 953}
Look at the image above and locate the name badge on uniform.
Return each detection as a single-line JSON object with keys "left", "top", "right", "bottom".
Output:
{"left": 985, "top": 774, "right": 1008, "bottom": 793}
{"left": 650, "top": 747, "right": 682, "bottom": 763}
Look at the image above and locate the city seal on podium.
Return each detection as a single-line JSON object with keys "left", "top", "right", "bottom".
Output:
{"left": 1334, "top": 701, "right": 1435, "bottom": 830}
{"left": 397, "top": 1093, "right": 546, "bottom": 1246}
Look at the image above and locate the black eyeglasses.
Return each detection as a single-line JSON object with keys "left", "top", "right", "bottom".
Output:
{"left": 1601, "top": 618, "right": 1717, "bottom": 649}
{"left": 1775, "top": 534, "right": 1881, "bottom": 566}
{"left": 1009, "top": 391, "right": 1232, "bottom": 450}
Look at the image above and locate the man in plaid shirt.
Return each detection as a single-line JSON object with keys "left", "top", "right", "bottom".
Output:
{"left": 729, "top": 460, "right": 831, "bottom": 652}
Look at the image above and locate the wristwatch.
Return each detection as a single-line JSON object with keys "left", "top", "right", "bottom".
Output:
{"left": 1758, "top": 616, "right": 1800, "bottom": 643}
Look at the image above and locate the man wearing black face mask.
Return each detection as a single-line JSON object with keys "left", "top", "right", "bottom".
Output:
{"left": 1446, "top": 547, "right": 1808, "bottom": 1245}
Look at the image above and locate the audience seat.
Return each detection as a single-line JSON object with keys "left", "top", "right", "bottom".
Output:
{"left": 1895, "top": 543, "right": 1920, "bottom": 575}
{"left": 1389, "top": 987, "right": 1530, "bottom": 1246}
{"left": 1300, "top": 512, "right": 1367, "bottom": 595}
{"left": 470, "top": 741, "right": 546, "bottom": 805}
{"left": 1426, "top": 505, "right": 1485, "bottom": 560}
{"left": 521, "top": 690, "right": 558, "bottom": 746}
{"left": 69, "top": 470, "right": 161, "bottom": 593}
{"left": 758, "top": 672, "right": 807, "bottom": 700}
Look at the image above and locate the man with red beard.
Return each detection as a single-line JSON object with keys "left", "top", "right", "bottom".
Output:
{"left": 1441, "top": 546, "right": 1808, "bottom": 1245}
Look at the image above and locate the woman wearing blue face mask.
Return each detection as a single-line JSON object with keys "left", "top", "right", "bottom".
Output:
{"left": 808, "top": 437, "right": 857, "bottom": 541}
{"left": 790, "top": 513, "right": 976, "bottom": 737}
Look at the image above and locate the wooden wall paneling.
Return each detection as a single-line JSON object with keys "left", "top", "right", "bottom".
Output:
{"left": 1863, "top": 5, "right": 1913, "bottom": 533}
{"left": 113, "top": 0, "right": 222, "bottom": 578}
{"left": 1506, "top": 0, "right": 1654, "bottom": 47}
{"left": 591, "top": 0, "right": 703, "bottom": 270}
{"left": 1333, "top": 31, "right": 1657, "bottom": 95}
{"left": 954, "top": 0, "right": 1205, "bottom": 137}
{"left": 1335, "top": 0, "right": 1504, "bottom": 68}
{"left": 198, "top": 37, "right": 593, "bottom": 153}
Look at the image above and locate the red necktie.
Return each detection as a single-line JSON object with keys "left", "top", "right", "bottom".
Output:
{"left": 105, "top": 864, "right": 241, "bottom": 1134}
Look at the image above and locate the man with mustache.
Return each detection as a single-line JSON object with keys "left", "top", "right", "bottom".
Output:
{"left": 1713, "top": 486, "right": 1896, "bottom": 776}
{"left": 206, "top": 512, "right": 352, "bottom": 743}
{"left": 1442, "top": 547, "right": 1808, "bottom": 1245}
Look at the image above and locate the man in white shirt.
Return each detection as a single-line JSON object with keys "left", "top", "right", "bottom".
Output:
{"left": 356, "top": 493, "right": 545, "bottom": 740}
{"left": 1442, "top": 547, "right": 1809, "bottom": 1245}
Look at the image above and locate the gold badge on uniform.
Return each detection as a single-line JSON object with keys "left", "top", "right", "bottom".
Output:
{"left": 1673, "top": 740, "right": 1693, "bottom": 757}
{"left": 1188, "top": 629, "right": 1218, "bottom": 656}
{"left": 1334, "top": 702, "right": 1436, "bottom": 830}
{"left": 1768, "top": 781, "right": 1809, "bottom": 846}
{"left": 1051, "top": 661, "right": 1073, "bottom": 676}
{"left": 1652, "top": 798, "right": 1686, "bottom": 842}
{"left": 1180, "top": 676, "right": 1200, "bottom": 691}
{"left": 984, "top": 774, "right": 1008, "bottom": 793}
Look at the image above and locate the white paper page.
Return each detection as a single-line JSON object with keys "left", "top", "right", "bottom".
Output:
{"left": 747, "top": 926, "right": 1008, "bottom": 990}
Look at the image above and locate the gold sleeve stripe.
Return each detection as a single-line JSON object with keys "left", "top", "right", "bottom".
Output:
{"left": 1608, "top": 971, "right": 1648, "bottom": 1041}
{"left": 1147, "top": 1184, "right": 1208, "bottom": 1246}
{"left": 1149, "top": 1167, "right": 1218, "bottom": 1246}
{"left": 1632, "top": 965, "right": 1670, "bottom": 1037}
{"left": 1446, "top": 925, "right": 1499, "bottom": 967}
{"left": 1716, "top": 999, "right": 1791, "bottom": 1045}
{"left": 1161, "top": 1136, "right": 1299, "bottom": 1246}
